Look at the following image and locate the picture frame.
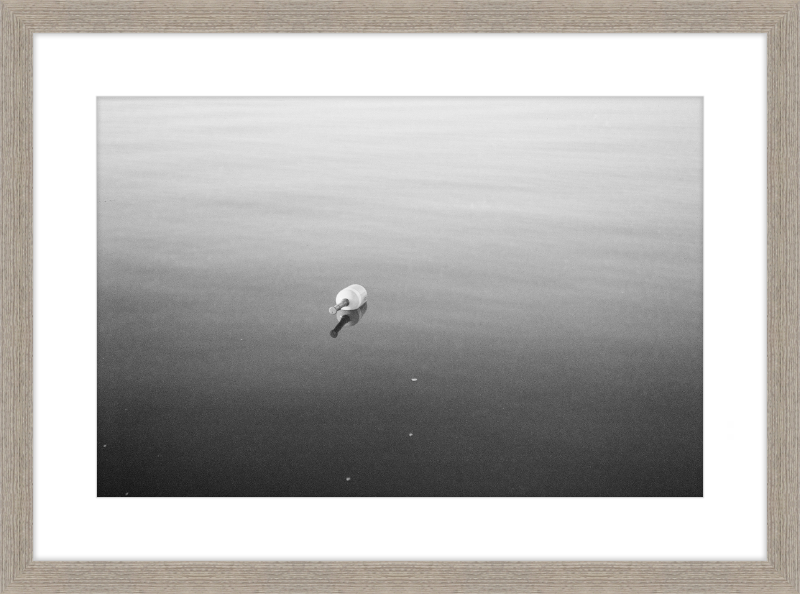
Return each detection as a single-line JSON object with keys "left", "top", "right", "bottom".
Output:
{"left": 2, "top": 1, "right": 797, "bottom": 593}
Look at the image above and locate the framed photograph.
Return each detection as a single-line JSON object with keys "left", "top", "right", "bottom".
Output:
{"left": 3, "top": 2, "right": 797, "bottom": 593}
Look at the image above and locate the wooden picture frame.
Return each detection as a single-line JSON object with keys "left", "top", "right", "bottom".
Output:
{"left": 2, "top": 2, "right": 797, "bottom": 592}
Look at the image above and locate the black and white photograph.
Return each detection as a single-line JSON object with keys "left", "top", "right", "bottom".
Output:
{"left": 97, "top": 97, "right": 702, "bottom": 497}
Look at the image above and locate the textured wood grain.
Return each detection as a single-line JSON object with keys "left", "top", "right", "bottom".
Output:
{"left": 0, "top": 0, "right": 798, "bottom": 32}
{"left": 4, "top": 561, "right": 797, "bottom": 593}
{"left": 1, "top": 4, "right": 32, "bottom": 593}
{"left": 769, "top": 3, "right": 800, "bottom": 592}
{"left": 1, "top": 1, "right": 799, "bottom": 593}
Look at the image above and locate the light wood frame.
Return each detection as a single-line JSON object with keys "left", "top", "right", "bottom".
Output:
{"left": 2, "top": 2, "right": 797, "bottom": 592}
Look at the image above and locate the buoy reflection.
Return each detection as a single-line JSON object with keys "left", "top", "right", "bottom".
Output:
{"left": 330, "top": 302, "right": 368, "bottom": 338}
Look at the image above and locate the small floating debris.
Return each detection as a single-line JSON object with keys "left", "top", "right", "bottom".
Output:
{"left": 409, "top": 433, "right": 413, "bottom": 437}
{"left": 102, "top": 444, "right": 107, "bottom": 448}
{"left": 411, "top": 378, "right": 417, "bottom": 382}
{"left": 329, "top": 284, "right": 367, "bottom": 314}
{"left": 346, "top": 477, "right": 351, "bottom": 482}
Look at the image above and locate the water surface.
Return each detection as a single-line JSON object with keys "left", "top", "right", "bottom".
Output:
{"left": 98, "top": 98, "right": 702, "bottom": 497}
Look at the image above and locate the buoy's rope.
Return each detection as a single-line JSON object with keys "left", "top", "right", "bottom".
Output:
{"left": 328, "top": 298, "right": 349, "bottom": 314}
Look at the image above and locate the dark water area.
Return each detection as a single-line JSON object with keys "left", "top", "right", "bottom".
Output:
{"left": 97, "top": 98, "right": 702, "bottom": 497}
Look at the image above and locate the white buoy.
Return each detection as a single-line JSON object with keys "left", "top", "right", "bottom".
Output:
{"left": 329, "top": 284, "right": 367, "bottom": 314}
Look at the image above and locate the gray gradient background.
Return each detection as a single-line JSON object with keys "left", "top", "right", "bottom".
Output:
{"left": 97, "top": 97, "right": 702, "bottom": 497}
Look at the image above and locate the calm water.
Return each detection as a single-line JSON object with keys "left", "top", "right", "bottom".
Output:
{"left": 97, "top": 98, "right": 702, "bottom": 497}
